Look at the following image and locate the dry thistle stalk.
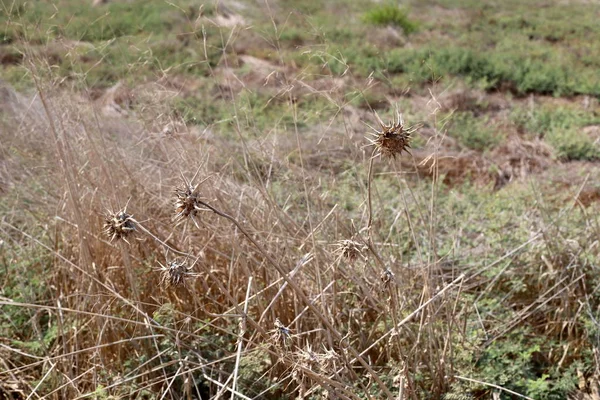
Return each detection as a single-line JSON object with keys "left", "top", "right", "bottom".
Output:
{"left": 159, "top": 259, "right": 192, "bottom": 288}
{"left": 335, "top": 239, "right": 366, "bottom": 262}
{"left": 368, "top": 112, "right": 417, "bottom": 159}
{"left": 103, "top": 209, "right": 135, "bottom": 242}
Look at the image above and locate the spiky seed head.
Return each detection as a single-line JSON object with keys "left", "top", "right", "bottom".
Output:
{"left": 381, "top": 268, "right": 395, "bottom": 288}
{"left": 104, "top": 210, "right": 135, "bottom": 242}
{"left": 335, "top": 239, "right": 366, "bottom": 262}
{"left": 273, "top": 318, "right": 292, "bottom": 348}
{"left": 174, "top": 184, "right": 200, "bottom": 223}
{"left": 160, "top": 259, "right": 191, "bottom": 288}
{"left": 376, "top": 122, "right": 412, "bottom": 158}
{"left": 368, "top": 114, "right": 416, "bottom": 159}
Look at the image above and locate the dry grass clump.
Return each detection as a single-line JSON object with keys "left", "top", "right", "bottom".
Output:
{"left": 0, "top": 79, "right": 452, "bottom": 398}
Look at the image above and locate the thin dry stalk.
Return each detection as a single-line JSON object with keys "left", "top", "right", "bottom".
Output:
{"left": 454, "top": 375, "right": 534, "bottom": 400}
{"left": 231, "top": 276, "right": 252, "bottom": 399}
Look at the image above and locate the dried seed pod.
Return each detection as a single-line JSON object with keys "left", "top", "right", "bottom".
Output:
{"left": 159, "top": 259, "right": 192, "bottom": 288}
{"left": 335, "top": 239, "right": 366, "bottom": 262}
{"left": 368, "top": 113, "right": 417, "bottom": 159}
{"left": 380, "top": 268, "right": 395, "bottom": 288}
{"left": 174, "top": 184, "right": 201, "bottom": 223}
{"left": 272, "top": 318, "right": 292, "bottom": 348}
{"left": 104, "top": 210, "right": 135, "bottom": 242}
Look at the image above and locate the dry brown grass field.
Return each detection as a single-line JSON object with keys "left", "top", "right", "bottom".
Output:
{"left": 1, "top": 0, "right": 600, "bottom": 399}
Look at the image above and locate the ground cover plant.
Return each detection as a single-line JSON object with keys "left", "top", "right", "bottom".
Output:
{"left": 1, "top": 0, "right": 600, "bottom": 399}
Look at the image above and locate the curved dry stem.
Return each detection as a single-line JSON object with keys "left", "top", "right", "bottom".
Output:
{"left": 366, "top": 148, "right": 386, "bottom": 269}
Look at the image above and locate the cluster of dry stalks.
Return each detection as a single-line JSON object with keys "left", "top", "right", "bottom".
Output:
{"left": 0, "top": 52, "right": 476, "bottom": 399}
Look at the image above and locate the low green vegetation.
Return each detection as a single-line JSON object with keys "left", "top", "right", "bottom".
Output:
{"left": 513, "top": 105, "right": 600, "bottom": 160}
{"left": 362, "top": 4, "right": 418, "bottom": 34}
{"left": 447, "top": 111, "right": 501, "bottom": 151}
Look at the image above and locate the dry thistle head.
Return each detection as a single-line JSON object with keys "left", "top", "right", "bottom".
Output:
{"left": 272, "top": 318, "right": 292, "bottom": 348}
{"left": 335, "top": 239, "right": 366, "bottom": 262}
{"left": 380, "top": 267, "right": 395, "bottom": 289}
{"left": 297, "top": 344, "right": 340, "bottom": 373}
{"left": 159, "top": 259, "right": 192, "bottom": 288}
{"left": 174, "top": 184, "right": 201, "bottom": 223}
{"left": 104, "top": 210, "right": 135, "bottom": 242}
{"left": 368, "top": 112, "right": 417, "bottom": 159}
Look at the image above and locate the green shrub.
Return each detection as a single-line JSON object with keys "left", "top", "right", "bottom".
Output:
{"left": 512, "top": 105, "right": 600, "bottom": 161}
{"left": 511, "top": 106, "right": 591, "bottom": 136}
{"left": 363, "top": 5, "right": 418, "bottom": 34}
{"left": 449, "top": 111, "right": 501, "bottom": 151}
{"left": 546, "top": 128, "right": 600, "bottom": 161}
{"left": 372, "top": 46, "right": 599, "bottom": 96}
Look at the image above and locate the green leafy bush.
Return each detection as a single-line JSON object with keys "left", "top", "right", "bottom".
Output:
{"left": 363, "top": 5, "right": 418, "bottom": 34}
{"left": 512, "top": 105, "right": 600, "bottom": 160}
{"left": 546, "top": 128, "right": 600, "bottom": 161}
{"left": 449, "top": 111, "right": 501, "bottom": 151}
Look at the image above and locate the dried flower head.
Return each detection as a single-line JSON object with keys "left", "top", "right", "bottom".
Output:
{"left": 380, "top": 267, "right": 395, "bottom": 288}
{"left": 335, "top": 239, "right": 366, "bottom": 262}
{"left": 104, "top": 209, "right": 135, "bottom": 242}
{"left": 272, "top": 317, "right": 292, "bottom": 348}
{"left": 368, "top": 112, "right": 417, "bottom": 159}
{"left": 297, "top": 344, "right": 340, "bottom": 373}
{"left": 159, "top": 259, "right": 192, "bottom": 288}
{"left": 174, "top": 184, "right": 201, "bottom": 223}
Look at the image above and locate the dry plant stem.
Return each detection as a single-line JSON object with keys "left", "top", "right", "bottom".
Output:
{"left": 289, "top": 89, "right": 330, "bottom": 347}
{"left": 454, "top": 375, "right": 534, "bottom": 400}
{"left": 232, "top": 122, "right": 307, "bottom": 239}
{"left": 392, "top": 163, "right": 424, "bottom": 264}
{"left": 0, "top": 333, "right": 162, "bottom": 376}
{"left": 349, "top": 273, "right": 464, "bottom": 366}
{"left": 258, "top": 255, "right": 308, "bottom": 324}
{"left": 202, "top": 375, "right": 252, "bottom": 400}
{"left": 133, "top": 220, "right": 193, "bottom": 258}
{"left": 387, "top": 288, "right": 407, "bottom": 381}
{"left": 80, "top": 119, "right": 118, "bottom": 203}
{"left": 193, "top": 201, "right": 395, "bottom": 399}
{"left": 366, "top": 150, "right": 385, "bottom": 268}
{"left": 231, "top": 277, "right": 252, "bottom": 399}
{"left": 119, "top": 241, "right": 139, "bottom": 301}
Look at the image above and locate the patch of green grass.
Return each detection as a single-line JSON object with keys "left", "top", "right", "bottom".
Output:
{"left": 448, "top": 111, "right": 501, "bottom": 151}
{"left": 384, "top": 46, "right": 596, "bottom": 96}
{"left": 0, "top": 0, "right": 222, "bottom": 89}
{"left": 512, "top": 105, "right": 600, "bottom": 160}
{"left": 1, "top": 0, "right": 200, "bottom": 42}
{"left": 546, "top": 128, "right": 600, "bottom": 161}
{"left": 362, "top": 4, "right": 418, "bottom": 34}
{"left": 511, "top": 105, "right": 596, "bottom": 135}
